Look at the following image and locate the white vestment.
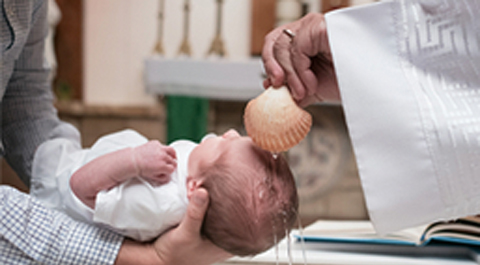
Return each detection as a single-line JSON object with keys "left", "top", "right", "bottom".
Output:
{"left": 326, "top": 0, "right": 480, "bottom": 233}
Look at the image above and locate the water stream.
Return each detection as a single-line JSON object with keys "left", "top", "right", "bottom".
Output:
{"left": 296, "top": 215, "right": 308, "bottom": 265}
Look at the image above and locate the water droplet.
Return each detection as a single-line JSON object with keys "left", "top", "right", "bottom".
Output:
{"left": 286, "top": 229, "right": 293, "bottom": 265}
{"left": 296, "top": 214, "right": 307, "bottom": 265}
{"left": 274, "top": 234, "right": 279, "bottom": 265}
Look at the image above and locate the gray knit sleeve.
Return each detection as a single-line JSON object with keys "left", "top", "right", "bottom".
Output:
{"left": 1, "top": 0, "right": 80, "bottom": 187}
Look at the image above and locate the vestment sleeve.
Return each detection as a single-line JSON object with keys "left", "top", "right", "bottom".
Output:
{"left": 326, "top": 0, "right": 480, "bottom": 233}
{"left": 0, "top": 186, "right": 123, "bottom": 265}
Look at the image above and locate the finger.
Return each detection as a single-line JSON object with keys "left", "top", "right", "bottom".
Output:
{"left": 163, "top": 146, "right": 177, "bottom": 159}
{"left": 283, "top": 55, "right": 308, "bottom": 101}
{"left": 291, "top": 49, "right": 319, "bottom": 99}
{"left": 262, "top": 28, "right": 286, "bottom": 88}
{"left": 272, "top": 35, "right": 307, "bottom": 100}
{"left": 154, "top": 174, "right": 171, "bottom": 185}
{"left": 263, "top": 78, "right": 271, "bottom": 89}
{"left": 163, "top": 154, "right": 177, "bottom": 168}
{"left": 292, "top": 23, "right": 324, "bottom": 98}
{"left": 179, "top": 188, "right": 209, "bottom": 236}
{"left": 148, "top": 174, "right": 170, "bottom": 186}
{"left": 271, "top": 33, "right": 293, "bottom": 79}
{"left": 161, "top": 163, "right": 176, "bottom": 174}
{"left": 297, "top": 95, "right": 319, "bottom": 108}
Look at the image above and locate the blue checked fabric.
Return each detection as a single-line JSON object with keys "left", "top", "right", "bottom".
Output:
{"left": 0, "top": 186, "right": 123, "bottom": 264}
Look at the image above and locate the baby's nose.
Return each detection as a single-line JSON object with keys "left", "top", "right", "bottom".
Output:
{"left": 223, "top": 129, "right": 240, "bottom": 139}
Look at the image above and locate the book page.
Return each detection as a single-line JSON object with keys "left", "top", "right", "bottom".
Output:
{"left": 421, "top": 217, "right": 480, "bottom": 245}
{"left": 297, "top": 220, "right": 427, "bottom": 245}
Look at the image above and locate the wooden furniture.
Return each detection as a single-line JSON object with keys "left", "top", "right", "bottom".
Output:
{"left": 54, "top": 0, "right": 83, "bottom": 101}
{"left": 250, "top": 0, "right": 276, "bottom": 56}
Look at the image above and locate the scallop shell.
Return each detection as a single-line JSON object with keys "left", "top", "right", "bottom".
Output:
{"left": 244, "top": 86, "right": 312, "bottom": 153}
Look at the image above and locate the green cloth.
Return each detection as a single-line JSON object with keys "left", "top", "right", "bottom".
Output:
{"left": 166, "top": 95, "right": 209, "bottom": 144}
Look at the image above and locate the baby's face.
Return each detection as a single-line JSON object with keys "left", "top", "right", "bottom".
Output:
{"left": 187, "top": 129, "right": 261, "bottom": 194}
{"left": 190, "top": 129, "right": 257, "bottom": 168}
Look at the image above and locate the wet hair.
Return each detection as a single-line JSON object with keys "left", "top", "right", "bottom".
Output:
{"left": 199, "top": 145, "right": 298, "bottom": 256}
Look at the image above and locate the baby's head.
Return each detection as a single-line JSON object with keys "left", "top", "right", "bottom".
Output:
{"left": 187, "top": 129, "right": 298, "bottom": 256}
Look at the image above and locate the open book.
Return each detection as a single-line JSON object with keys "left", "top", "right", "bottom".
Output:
{"left": 296, "top": 216, "right": 480, "bottom": 247}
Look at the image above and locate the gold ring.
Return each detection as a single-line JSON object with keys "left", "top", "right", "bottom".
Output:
{"left": 283, "top": 28, "right": 295, "bottom": 39}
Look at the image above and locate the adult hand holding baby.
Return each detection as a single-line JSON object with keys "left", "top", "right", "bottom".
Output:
{"left": 152, "top": 188, "right": 232, "bottom": 265}
{"left": 116, "top": 188, "right": 232, "bottom": 265}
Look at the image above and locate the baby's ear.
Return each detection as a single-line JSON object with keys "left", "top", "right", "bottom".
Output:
{"left": 186, "top": 176, "right": 203, "bottom": 200}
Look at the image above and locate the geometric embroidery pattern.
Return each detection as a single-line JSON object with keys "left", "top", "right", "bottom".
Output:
{"left": 394, "top": 0, "right": 480, "bottom": 214}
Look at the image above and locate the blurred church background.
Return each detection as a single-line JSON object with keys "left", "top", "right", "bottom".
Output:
{"left": 1, "top": 0, "right": 378, "bottom": 226}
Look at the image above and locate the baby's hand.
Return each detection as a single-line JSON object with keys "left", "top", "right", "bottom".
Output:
{"left": 132, "top": 140, "right": 177, "bottom": 185}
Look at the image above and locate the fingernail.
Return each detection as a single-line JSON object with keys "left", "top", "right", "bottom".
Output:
{"left": 192, "top": 190, "right": 208, "bottom": 206}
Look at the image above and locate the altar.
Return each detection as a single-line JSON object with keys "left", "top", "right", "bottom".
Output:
{"left": 215, "top": 230, "right": 480, "bottom": 265}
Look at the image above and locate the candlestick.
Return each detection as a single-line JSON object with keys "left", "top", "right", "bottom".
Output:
{"left": 153, "top": 0, "right": 165, "bottom": 54}
{"left": 178, "top": 0, "right": 192, "bottom": 56}
{"left": 207, "top": 0, "right": 227, "bottom": 57}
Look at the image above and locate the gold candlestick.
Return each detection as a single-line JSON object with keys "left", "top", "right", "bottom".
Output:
{"left": 177, "top": 0, "right": 192, "bottom": 56}
{"left": 207, "top": 0, "right": 227, "bottom": 57}
{"left": 153, "top": 0, "right": 165, "bottom": 54}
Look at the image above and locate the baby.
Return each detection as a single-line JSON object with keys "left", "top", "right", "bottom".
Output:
{"left": 31, "top": 127, "right": 298, "bottom": 256}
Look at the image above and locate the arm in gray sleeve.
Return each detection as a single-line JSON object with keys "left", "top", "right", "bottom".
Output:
{"left": 1, "top": 0, "right": 79, "bottom": 186}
